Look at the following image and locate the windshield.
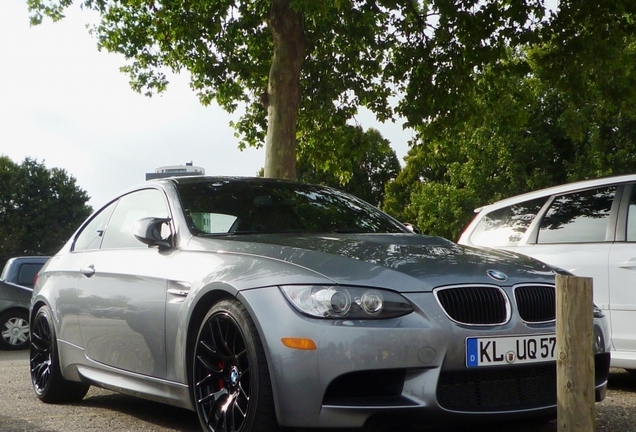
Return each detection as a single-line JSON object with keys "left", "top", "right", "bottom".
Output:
{"left": 175, "top": 179, "right": 407, "bottom": 236}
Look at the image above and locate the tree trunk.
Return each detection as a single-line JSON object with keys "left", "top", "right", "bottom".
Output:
{"left": 264, "top": 0, "right": 306, "bottom": 180}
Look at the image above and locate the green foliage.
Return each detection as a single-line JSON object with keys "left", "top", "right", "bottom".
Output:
{"left": 383, "top": 0, "right": 636, "bottom": 240}
{"left": 389, "top": 0, "right": 547, "bottom": 129}
{"left": 409, "top": 182, "right": 480, "bottom": 241}
{"left": 296, "top": 126, "right": 401, "bottom": 207}
{"left": 28, "top": 0, "right": 395, "bottom": 153}
{"left": 384, "top": 31, "right": 636, "bottom": 240}
{"left": 0, "top": 156, "right": 92, "bottom": 270}
{"left": 531, "top": 1, "right": 636, "bottom": 141}
{"left": 24, "top": 0, "right": 572, "bottom": 177}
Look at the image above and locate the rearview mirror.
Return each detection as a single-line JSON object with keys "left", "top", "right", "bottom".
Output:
{"left": 133, "top": 217, "right": 172, "bottom": 249}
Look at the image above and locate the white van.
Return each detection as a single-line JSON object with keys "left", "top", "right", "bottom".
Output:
{"left": 458, "top": 173, "right": 636, "bottom": 371}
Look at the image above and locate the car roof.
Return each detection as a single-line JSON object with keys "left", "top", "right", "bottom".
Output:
{"left": 6, "top": 256, "right": 50, "bottom": 263}
{"left": 104, "top": 176, "right": 343, "bottom": 214}
{"left": 474, "top": 173, "right": 636, "bottom": 213}
{"left": 154, "top": 175, "right": 301, "bottom": 185}
{"left": 145, "top": 176, "right": 318, "bottom": 189}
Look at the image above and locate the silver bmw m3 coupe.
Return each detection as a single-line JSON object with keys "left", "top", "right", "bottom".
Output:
{"left": 30, "top": 176, "right": 610, "bottom": 431}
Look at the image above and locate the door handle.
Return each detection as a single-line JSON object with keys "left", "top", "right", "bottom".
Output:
{"left": 618, "top": 261, "right": 636, "bottom": 269}
{"left": 80, "top": 264, "right": 95, "bottom": 277}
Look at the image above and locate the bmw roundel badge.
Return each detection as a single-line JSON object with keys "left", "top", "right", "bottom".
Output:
{"left": 486, "top": 269, "right": 508, "bottom": 282}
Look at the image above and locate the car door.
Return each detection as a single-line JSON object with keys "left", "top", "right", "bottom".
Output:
{"left": 77, "top": 188, "right": 173, "bottom": 378}
{"left": 514, "top": 185, "right": 619, "bottom": 321}
{"left": 608, "top": 183, "right": 636, "bottom": 357}
{"left": 54, "top": 200, "right": 117, "bottom": 347}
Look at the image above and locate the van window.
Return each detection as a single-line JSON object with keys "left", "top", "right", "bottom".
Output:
{"left": 538, "top": 186, "right": 615, "bottom": 244}
{"left": 470, "top": 197, "right": 548, "bottom": 247}
{"left": 626, "top": 186, "right": 636, "bottom": 242}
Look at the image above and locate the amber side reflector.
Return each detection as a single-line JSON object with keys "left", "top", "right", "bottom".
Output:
{"left": 281, "top": 337, "right": 317, "bottom": 350}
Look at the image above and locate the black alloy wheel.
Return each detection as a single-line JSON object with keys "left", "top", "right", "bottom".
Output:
{"left": 193, "top": 300, "right": 276, "bottom": 432}
{"left": 0, "top": 309, "right": 30, "bottom": 350}
{"left": 30, "top": 305, "right": 89, "bottom": 403}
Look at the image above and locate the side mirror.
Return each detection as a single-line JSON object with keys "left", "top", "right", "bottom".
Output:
{"left": 133, "top": 217, "right": 172, "bottom": 249}
{"left": 403, "top": 223, "right": 421, "bottom": 234}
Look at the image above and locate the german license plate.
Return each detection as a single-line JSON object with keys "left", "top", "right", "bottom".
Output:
{"left": 466, "top": 334, "right": 556, "bottom": 367}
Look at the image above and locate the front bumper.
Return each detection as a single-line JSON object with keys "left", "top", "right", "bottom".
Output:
{"left": 239, "top": 288, "right": 610, "bottom": 429}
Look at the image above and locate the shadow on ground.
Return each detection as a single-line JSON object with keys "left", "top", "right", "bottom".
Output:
{"left": 79, "top": 392, "right": 200, "bottom": 431}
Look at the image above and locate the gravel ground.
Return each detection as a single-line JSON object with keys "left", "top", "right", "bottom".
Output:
{"left": 1, "top": 350, "right": 635, "bottom": 431}
{"left": 594, "top": 369, "right": 636, "bottom": 431}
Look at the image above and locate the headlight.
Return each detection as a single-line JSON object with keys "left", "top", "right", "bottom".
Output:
{"left": 593, "top": 304, "right": 604, "bottom": 318}
{"left": 280, "top": 285, "right": 413, "bottom": 319}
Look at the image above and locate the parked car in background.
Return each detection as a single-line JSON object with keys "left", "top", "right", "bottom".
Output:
{"left": 30, "top": 176, "right": 610, "bottom": 431}
{"left": 0, "top": 256, "right": 49, "bottom": 350}
{"left": 458, "top": 173, "right": 636, "bottom": 373}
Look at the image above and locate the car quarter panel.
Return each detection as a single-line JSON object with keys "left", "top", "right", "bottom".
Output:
{"left": 0, "top": 282, "right": 31, "bottom": 311}
{"left": 33, "top": 253, "right": 90, "bottom": 348}
{"left": 163, "top": 248, "right": 337, "bottom": 383}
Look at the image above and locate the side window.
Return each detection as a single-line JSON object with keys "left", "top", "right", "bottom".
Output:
{"left": 469, "top": 197, "right": 548, "bottom": 247}
{"left": 538, "top": 186, "right": 616, "bottom": 244}
{"left": 73, "top": 203, "right": 117, "bottom": 252}
{"left": 101, "top": 189, "right": 170, "bottom": 250}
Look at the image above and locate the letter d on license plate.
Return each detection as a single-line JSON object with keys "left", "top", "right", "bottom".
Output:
{"left": 466, "top": 334, "right": 556, "bottom": 367}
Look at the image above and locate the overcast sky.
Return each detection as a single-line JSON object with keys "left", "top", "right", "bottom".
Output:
{"left": 1, "top": 0, "right": 412, "bottom": 210}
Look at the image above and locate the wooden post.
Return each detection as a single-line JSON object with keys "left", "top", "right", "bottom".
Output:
{"left": 556, "top": 274, "right": 595, "bottom": 432}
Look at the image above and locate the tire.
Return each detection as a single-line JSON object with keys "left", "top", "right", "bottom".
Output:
{"left": 192, "top": 299, "right": 277, "bottom": 432}
{"left": 29, "top": 305, "right": 90, "bottom": 403}
{"left": 0, "top": 309, "right": 30, "bottom": 350}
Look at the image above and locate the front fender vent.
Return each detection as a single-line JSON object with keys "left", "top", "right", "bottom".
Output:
{"left": 434, "top": 285, "right": 510, "bottom": 326}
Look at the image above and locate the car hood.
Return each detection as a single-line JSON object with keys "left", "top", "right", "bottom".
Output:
{"left": 192, "top": 233, "right": 559, "bottom": 292}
